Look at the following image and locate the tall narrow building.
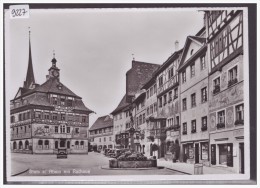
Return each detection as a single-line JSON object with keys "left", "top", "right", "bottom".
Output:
{"left": 10, "top": 33, "right": 93, "bottom": 154}
{"left": 205, "top": 10, "right": 244, "bottom": 173}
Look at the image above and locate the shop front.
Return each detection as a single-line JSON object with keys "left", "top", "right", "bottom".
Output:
{"left": 210, "top": 127, "right": 244, "bottom": 173}
{"left": 181, "top": 141, "right": 209, "bottom": 165}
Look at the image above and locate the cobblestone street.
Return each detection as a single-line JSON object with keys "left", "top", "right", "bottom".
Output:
{"left": 11, "top": 152, "right": 185, "bottom": 176}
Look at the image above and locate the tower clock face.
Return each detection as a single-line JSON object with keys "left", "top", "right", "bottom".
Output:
{"left": 52, "top": 70, "right": 59, "bottom": 77}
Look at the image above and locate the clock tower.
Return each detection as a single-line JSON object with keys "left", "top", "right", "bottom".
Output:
{"left": 48, "top": 51, "right": 60, "bottom": 80}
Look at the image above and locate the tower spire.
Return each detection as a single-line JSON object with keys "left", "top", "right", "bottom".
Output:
{"left": 23, "top": 27, "right": 35, "bottom": 89}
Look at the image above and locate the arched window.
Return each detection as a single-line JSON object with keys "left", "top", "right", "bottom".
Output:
{"left": 25, "top": 140, "right": 29, "bottom": 150}
{"left": 19, "top": 141, "right": 23, "bottom": 149}
{"left": 44, "top": 140, "right": 49, "bottom": 149}
{"left": 75, "top": 141, "right": 79, "bottom": 149}
{"left": 13, "top": 142, "right": 17, "bottom": 150}
{"left": 67, "top": 141, "right": 70, "bottom": 149}
{"left": 80, "top": 141, "right": 84, "bottom": 149}
{"left": 55, "top": 141, "right": 58, "bottom": 149}
{"left": 38, "top": 140, "right": 43, "bottom": 149}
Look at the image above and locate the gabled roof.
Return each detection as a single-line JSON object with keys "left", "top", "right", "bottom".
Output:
{"left": 12, "top": 77, "right": 93, "bottom": 113}
{"left": 74, "top": 99, "right": 93, "bottom": 112}
{"left": 126, "top": 60, "right": 160, "bottom": 97}
{"left": 153, "top": 48, "right": 183, "bottom": 77}
{"left": 189, "top": 36, "right": 206, "bottom": 45}
{"left": 14, "top": 77, "right": 81, "bottom": 100}
{"left": 178, "top": 35, "right": 206, "bottom": 70}
{"left": 111, "top": 94, "right": 131, "bottom": 115}
{"left": 89, "top": 115, "right": 113, "bottom": 131}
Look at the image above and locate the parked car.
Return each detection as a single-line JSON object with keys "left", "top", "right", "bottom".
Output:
{"left": 111, "top": 149, "right": 129, "bottom": 158}
{"left": 96, "top": 148, "right": 101, "bottom": 153}
{"left": 104, "top": 148, "right": 111, "bottom": 155}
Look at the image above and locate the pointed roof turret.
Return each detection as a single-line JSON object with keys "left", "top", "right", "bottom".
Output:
{"left": 23, "top": 29, "right": 35, "bottom": 89}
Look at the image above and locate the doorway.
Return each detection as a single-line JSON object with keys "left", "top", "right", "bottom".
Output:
{"left": 195, "top": 143, "right": 199, "bottom": 163}
{"left": 60, "top": 140, "right": 66, "bottom": 148}
{"left": 239, "top": 143, "right": 244, "bottom": 173}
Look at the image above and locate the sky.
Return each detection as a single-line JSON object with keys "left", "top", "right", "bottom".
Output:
{"left": 5, "top": 8, "right": 204, "bottom": 126}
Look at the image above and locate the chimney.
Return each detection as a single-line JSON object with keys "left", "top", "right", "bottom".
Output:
{"left": 175, "top": 40, "right": 179, "bottom": 51}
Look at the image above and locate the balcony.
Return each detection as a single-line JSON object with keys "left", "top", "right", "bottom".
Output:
{"left": 166, "top": 124, "right": 180, "bottom": 132}
{"left": 228, "top": 78, "right": 238, "bottom": 87}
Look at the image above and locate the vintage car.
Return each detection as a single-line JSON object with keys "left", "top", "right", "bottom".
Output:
{"left": 57, "top": 148, "right": 68, "bottom": 159}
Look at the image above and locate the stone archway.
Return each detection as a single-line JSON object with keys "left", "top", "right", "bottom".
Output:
{"left": 13, "top": 141, "right": 17, "bottom": 150}
{"left": 25, "top": 140, "right": 29, "bottom": 149}
{"left": 19, "top": 141, "right": 23, "bottom": 149}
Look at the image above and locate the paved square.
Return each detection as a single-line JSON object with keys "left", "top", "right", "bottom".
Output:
{"left": 11, "top": 152, "right": 185, "bottom": 176}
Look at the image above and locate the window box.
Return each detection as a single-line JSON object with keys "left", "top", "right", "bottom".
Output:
{"left": 234, "top": 119, "right": 244, "bottom": 125}
{"left": 201, "top": 126, "right": 207, "bottom": 131}
{"left": 213, "top": 85, "right": 220, "bottom": 94}
{"left": 173, "top": 124, "right": 180, "bottom": 131}
{"left": 191, "top": 129, "right": 196, "bottom": 133}
{"left": 228, "top": 78, "right": 238, "bottom": 87}
{"left": 217, "top": 123, "right": 225, "bottom": 129}
{"left": 182, "top": 131, "right": 187, "bottom": 135}
{"left": 165, "top": 125, "right": 174, "bottom": 131}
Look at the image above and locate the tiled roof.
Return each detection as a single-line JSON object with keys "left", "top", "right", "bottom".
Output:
{"left": 89, "top": 115, "right": 113, "bottom": 131}
{"left": 28, "top": 94, "right": 51, "bottom": 106}
{"left": 20, "top": 77, "right": 81, "bottom": 99}
{"left": 126, "top": 60, "right": 160, "bottom": 97}
{"left": 74, "top": 99, "right": 93, "bottom": 112}
{"left": 153, "top": 48, "right": 183, "bottom": 77}
{"left": 111, "top": 94, "right": 131, "bottom": 115}
{"left": 12, "top": 77, "right": 93, "bottom": 113}
{"left": 20, "top": 93, "right": 92, "bottom": 112}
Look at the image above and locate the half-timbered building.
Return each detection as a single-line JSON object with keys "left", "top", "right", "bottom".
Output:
{"left": 205, "top": 10, "right": 244, "bottom": 173}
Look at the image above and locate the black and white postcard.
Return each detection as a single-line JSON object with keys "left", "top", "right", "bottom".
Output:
{"left": 3, "top": 3, "right": 257, "bottom": 185}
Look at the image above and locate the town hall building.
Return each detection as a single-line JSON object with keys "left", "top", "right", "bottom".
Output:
{"left": 10, "top": 33, "right": 93, "bottom": 154}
